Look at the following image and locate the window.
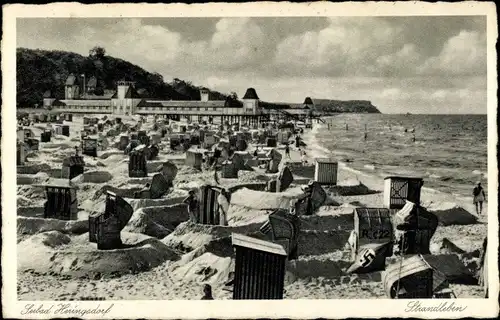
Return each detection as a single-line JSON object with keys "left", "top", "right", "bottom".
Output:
{"left": 196, "top": 107, "right": 200, "bottom": 111}
{"left": 180, "top": 107, "right": 184, "bottom": 111}
{"left": 205, "top": 108, "right": 209, "bottom": 111}
{"left": 213, "top": 108, "right": 217, "bottom": 111}
{"left": 174, "top": 107, "right": 178, "bottom": 111}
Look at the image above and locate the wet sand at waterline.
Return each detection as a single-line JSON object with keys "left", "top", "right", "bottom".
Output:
{"left": 16, "top": 115, "right": 487, "bottom": 300}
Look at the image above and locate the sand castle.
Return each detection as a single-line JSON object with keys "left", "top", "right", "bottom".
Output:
{"left": 16, "top": 112, "right": 486, "bottom": 300}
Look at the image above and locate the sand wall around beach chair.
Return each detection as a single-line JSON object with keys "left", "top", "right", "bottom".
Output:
{"left": 162, "top": 221, "right": 262, "bottom": 253}
{"left": 424, "top": 254, "right": 478, "bottom": 285}
{"left": 80, "top": 171, "right": 113, "bottom": 184}
{"left": 17, "top": 216, "right": 89, "bottom": 236}
{"left": 18, "top": 231, "right": 180, "bottom": 278}
{"left": 170, "top": 251, "right": 233, "bottom": 286}
{"left": 123, "top": 208, "right": 173, "bottom": 239}
{"left": 126, "top": 195, "right": 187, "bottom": 212}
{"left": 92, "top": 185, "right": 143, "bottom": 200}
{"left": 329, "top": 178, "right": 378, "bottom": 196}
{"left": 427, "top": 202, "right": 479, "bottom": 226}
{"left": 17, "top": 172, "right": 50, "bottom": 185}
{"left": 123, "top": 204, "right": 189, "bottom": 238}
{"left": 229, "top": 187, "right": 305, "bottom": 210}
{"left": 17, "top": 163, "right": 52, "bottom": 175}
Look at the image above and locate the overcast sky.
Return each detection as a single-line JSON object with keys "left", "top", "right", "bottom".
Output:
{"left": 17, "top": 16, "right": 487, "bottom": 114}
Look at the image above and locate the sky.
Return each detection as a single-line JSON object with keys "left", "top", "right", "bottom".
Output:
{"left": 16, "top": 16, "right": 488, "bottom": 114}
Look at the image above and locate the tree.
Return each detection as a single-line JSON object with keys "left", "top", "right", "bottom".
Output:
{"left": 230, "top": 92, "right": 238, "bottom": 100}
{"left": 89, "top": 46, "right": 106, "bottom": 59}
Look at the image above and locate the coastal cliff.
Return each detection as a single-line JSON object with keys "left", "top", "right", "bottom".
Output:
{"left": 308, "top": 99, "right": 381, "bottom": 114}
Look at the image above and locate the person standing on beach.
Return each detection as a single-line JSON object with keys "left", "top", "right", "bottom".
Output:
{"left": 473, "top": 182, "right": 486, "bottom": 215}
{"left": 201, "top": 284, "right": 214, "bottom": 300}
{"left": 285, "top": 143, "right": 291, "bottom": 159}
{"left": 300, "top": 149, "right": 308, "bottom": 166}
{"left": 183, "top": 190, "right": 199, "bottom": 223}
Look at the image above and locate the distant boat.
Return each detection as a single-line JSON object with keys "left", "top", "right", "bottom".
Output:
{"left": 406, "top": 112, "right": 412, "bottom": 115}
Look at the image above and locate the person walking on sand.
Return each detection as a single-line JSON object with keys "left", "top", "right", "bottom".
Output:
{"left": 285, "top": 143, "right": 291, "bottom": 159}
{"left": 473, "top": 182, "right": 486, "bottom": 215}
{"left": 300, "top": 149, "right": 308, "bottom": 166}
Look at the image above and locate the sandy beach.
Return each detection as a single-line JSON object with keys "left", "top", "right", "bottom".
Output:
{"left": 16, "top": 115, "right": 487, "bottom": 300}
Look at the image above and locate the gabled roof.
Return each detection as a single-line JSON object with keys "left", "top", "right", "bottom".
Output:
{"left": 111, "top": 86, "right": 142, "bottom": 99}
{"left": 303, "top": 97, "right": 313, "bottom": 105}
{"left": 65, "top": 74, "right": 80, "bottom": 86}
{"left": 242, "top": 88, "right": 259, "bottom": 100}
{"left": 57, "top": 99, "right": 112, "bottom": 106}
{"left": 232, "top": 233, "right": 287, "bottom": 256}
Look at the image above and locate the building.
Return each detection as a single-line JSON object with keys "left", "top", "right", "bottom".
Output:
{"left": 43, "top": 75, "right": 319, "bottom": 122}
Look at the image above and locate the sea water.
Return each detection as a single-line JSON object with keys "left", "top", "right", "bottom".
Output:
{"left": 312, "top": 114, "right": 488, "bottom": 198}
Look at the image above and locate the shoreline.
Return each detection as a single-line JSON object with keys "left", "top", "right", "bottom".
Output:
{"left": 16, "top": 115, "right": 486, "bottom": 300}
{"left": 301, "top": 121, "right": 483, "bottom": 215}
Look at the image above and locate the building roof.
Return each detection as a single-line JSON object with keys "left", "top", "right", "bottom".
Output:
{"left": 280, "top": 109, "right": 309, "bottom": 115}
{"left": 231, "top": 233, "right": 287, "bottom": 256}
{"left": 111, "top": 86, "right": 142, "bottom": 99}
{"left": 224, "top": 98, "right": 244, "bottom": 108}
{"left": 242, "top": 88, "right": 259, "bottom": 100}
{"left": 259, "top": 101, "right": 290, "bottom": 110}
{"left": 65, "top": 74, "right": 80, "bottom": 86}
{"left": 260, "top": 101, "right": 307, "bottom": 110}
{"left": 142, "top": 100, "right": 227, "bottom": 108}
{"left": 304, "top": 97, "right": 313, "bottom": 105}
{"left": 57, "top": 99, "right": 112, "bottom": 106}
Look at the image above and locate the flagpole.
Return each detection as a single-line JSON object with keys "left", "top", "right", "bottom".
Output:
{"left": 81, "top": 74, "right": 85, "bottom": 97}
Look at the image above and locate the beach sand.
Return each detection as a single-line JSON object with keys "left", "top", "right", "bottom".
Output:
{"left": 16, "top": 116, "right": 487, "bottom": 300}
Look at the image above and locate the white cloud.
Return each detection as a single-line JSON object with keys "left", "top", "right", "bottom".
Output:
{"left": 418, "top": 31, "right": 486, "bottom": 76}
{"left": 16, "top": 17, "right": 488, "bottom": 114}
{"left": 206, "top": 76, "right": 229, "bottom": 88}
{"left": 274, "top": 18, "right": 409, "bottom": 76}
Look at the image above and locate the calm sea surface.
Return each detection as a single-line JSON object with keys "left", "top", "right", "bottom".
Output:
{"left": 313, "top": 114, "right": 488, "bottom": 197}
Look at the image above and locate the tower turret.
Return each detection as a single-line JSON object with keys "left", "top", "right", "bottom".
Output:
{"left": 242, "top": 88, "right": 260, "bottom": 114}
{"left": 65, "top": 74, "right": 80, "bottom": 100}
{"left": 200, "top": 88, "right": 210, "bottom": 102}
